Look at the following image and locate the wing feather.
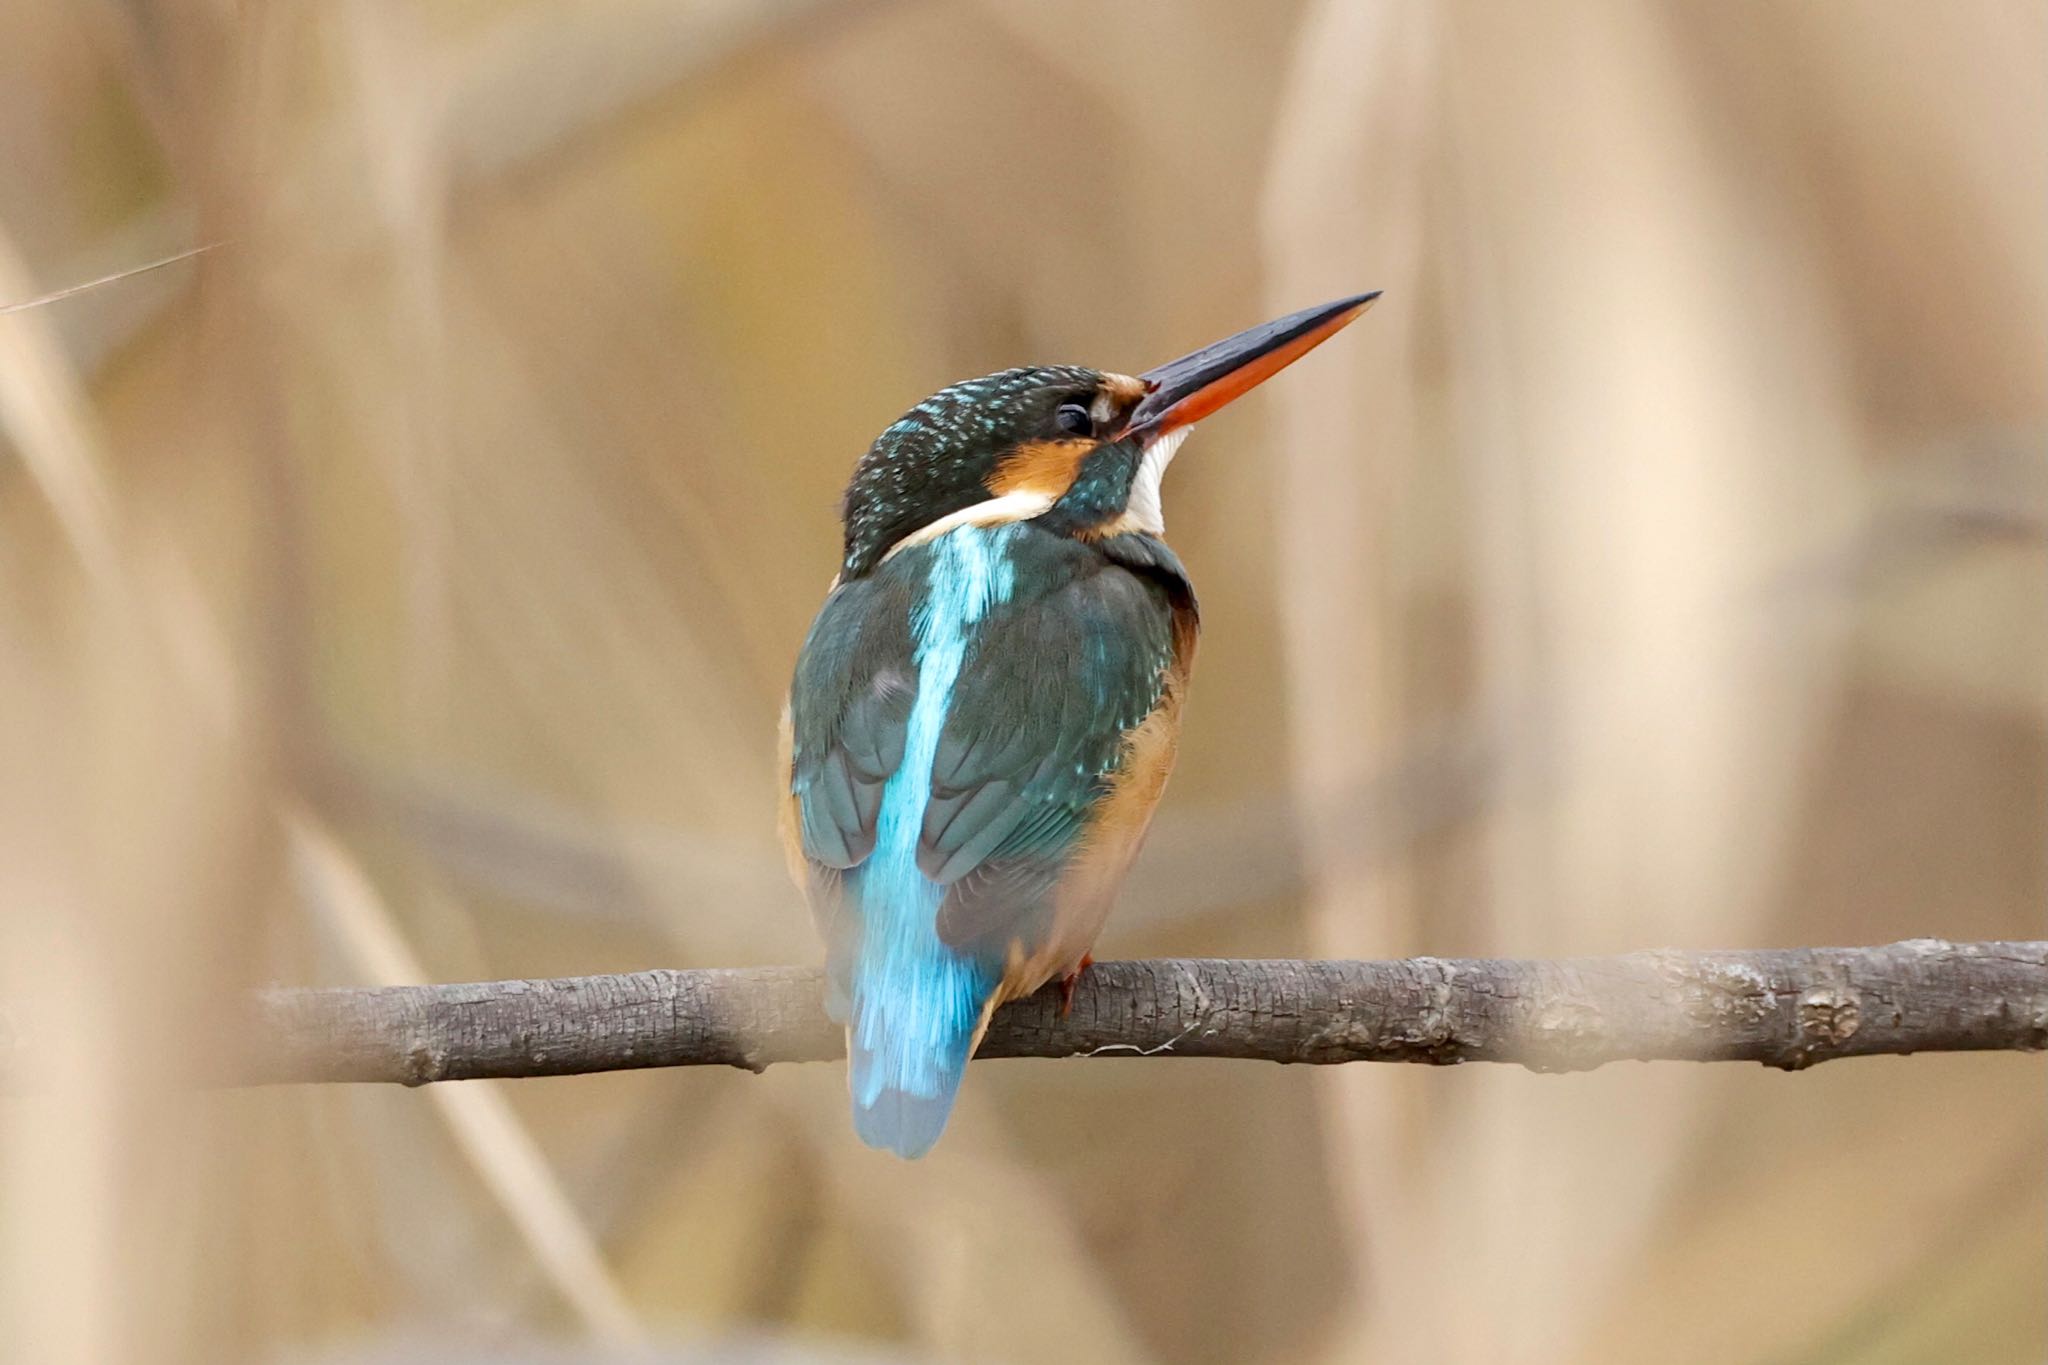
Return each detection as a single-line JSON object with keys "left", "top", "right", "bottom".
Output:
{"left": 788, "top": 572, "right": 916, "bottom": 872}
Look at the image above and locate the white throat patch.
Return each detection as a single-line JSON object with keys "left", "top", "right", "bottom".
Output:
{"left": 1123, "top": 428, "right": 1189, "bottom": 536}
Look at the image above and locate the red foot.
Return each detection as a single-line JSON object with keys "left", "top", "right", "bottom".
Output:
{"left": 1058, "top": 954, "right": 1095, "bottom": 1019}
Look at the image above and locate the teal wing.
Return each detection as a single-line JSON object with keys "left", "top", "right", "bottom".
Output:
{"left": 920, "top": 534, "right": 1181, "bottom": 961}
{"left": 787, "top": 567, "right": 918, "bottom": 1021}
{"left": 789, "top": 570, "right": 916, "bottom": 875}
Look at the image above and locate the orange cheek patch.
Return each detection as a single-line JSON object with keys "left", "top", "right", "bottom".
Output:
{"left": 989, "top": 437, "right": 1090, "bottom": 498}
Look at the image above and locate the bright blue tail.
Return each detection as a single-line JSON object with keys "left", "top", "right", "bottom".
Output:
{"left": 835, "top": 829, "right": 996, "bottom": 1159}
{"left": 848, "top": 1019, "right": 974, "bottom": 1159}
{"left": 840, "top": 929, "right": 994, "bottom": 1159}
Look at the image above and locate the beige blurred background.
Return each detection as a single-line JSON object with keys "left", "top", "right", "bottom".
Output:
{"left": 1, "top": 2, "right": 2043, "bottom": 1363}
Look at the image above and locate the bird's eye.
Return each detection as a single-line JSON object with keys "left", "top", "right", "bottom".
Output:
{"left": 1054, "top": 402, "right": 1094, "bottom": 437}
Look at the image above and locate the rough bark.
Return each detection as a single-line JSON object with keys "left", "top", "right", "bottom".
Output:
{"left": 205, "top": 939, "right": 2048, "bottom": 1086}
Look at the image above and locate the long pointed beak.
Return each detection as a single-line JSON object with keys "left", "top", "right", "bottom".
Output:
{"left": 1126, "top": 291, "right": 1380, "bottom": 439}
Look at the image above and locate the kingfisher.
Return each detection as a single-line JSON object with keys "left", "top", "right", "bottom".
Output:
{"left": 780, "top": 292, "right": 1378, "bottom": 1157}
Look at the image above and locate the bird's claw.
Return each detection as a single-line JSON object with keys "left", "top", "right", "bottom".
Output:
{"left": 1058, "top": 954, "right": 1094, "bottom": 1019}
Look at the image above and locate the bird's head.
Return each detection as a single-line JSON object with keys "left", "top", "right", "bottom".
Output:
{"left": 836, "top": 291, "right": 1378, "bottom": 578}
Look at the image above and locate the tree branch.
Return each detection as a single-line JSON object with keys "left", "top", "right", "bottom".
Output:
{"left": 221, "top": 940, "right": 2048, "bottom": 1086}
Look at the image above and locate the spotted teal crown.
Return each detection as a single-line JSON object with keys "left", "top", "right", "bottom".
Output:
{"left": 838, "top": 365, "right": 1102, "bottom": 578}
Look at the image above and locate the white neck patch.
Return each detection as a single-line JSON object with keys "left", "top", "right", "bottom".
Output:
{"left": 1122, "top": 428, "right": 1189, "bottom": 536}
{"left": 880, "top": 488, "right": 1057, "bottom": 563}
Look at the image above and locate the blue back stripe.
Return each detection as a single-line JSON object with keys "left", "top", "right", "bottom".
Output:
{"left": 848, "top": 524, "right": 1017, "bottom": 1112}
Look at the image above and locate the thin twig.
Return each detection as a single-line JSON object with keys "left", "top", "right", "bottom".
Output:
{"left": 0, "top": 242, "right": 221, "bottom": 315}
